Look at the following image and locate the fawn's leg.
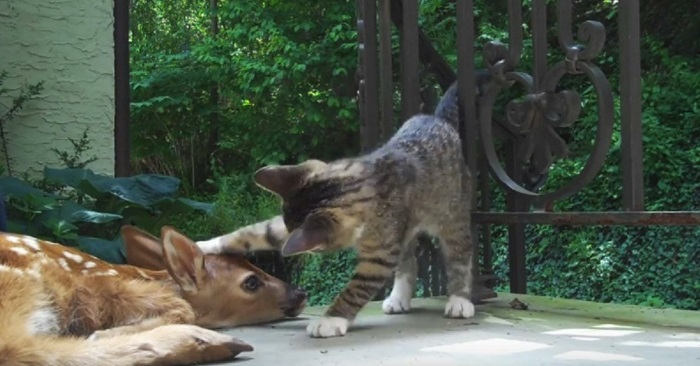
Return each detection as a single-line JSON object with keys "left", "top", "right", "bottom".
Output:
{"left": 16, "top": 324, "right": 253, "bottom": 366}
{"left": 116, "top": 324, "right": 253, "bottom": 366}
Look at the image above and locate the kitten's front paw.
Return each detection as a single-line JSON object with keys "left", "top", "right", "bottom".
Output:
{"left": 306, "top": 316, "right": 349, "bottom": 338}
{"left": 444, "top": 295, "right": 475, "bottom": 318}
{"left": 87, "top": 329, "right": 115, "bottom": 340}
{"left": 382, "top": 295, "right": 411, "bottom": 314}
{"left": 195, "top": 238, "right": 224, "bottom": 254}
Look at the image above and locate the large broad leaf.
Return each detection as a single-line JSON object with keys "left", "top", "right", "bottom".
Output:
{"left": 44, "top": 167, "right": 181, "bottom": 206}
{"left": 33, "top": 201, "right": 123, "bottom": 236}
{"left": 119, "top": 205, "right": 160, "bottom": 233}
{"left": 7, "top": 192, "right": 59, "bottom": 216}
{"left": 0, "top": 176, "right": 62, "bottom": 200}
{"left": 40, "top": 218, "right": 80, "bottom": 241}
{"left": 152, "top": 197, "right": 215, "bottom": 216}
{"left": 60, "top": 201, "right": 123, "bottom": 224}
{"left": 76, "top": 235, "right": 126, "bottom": 264}
{"left": 177, "top": 198, "right": 215, "bottom": 214}
{"left": 6, "top": 218, "right": 45, "bottom": 237}
{"left": 42, "top": 167, "right": 104, "bottom": 196}
{"left": 0, "top": 192, "right": 6, "bottom": 232}
{"left": 70, "top": 209, "right": 123, "bottom": 224}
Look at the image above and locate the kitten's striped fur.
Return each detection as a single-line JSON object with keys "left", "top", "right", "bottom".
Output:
{"left": 198, "top": 81, "right": 478, "bottom": 338}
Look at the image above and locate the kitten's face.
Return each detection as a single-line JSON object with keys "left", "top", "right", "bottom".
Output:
{"left": 253, "top": 160, "right": 365, "bottom": 256}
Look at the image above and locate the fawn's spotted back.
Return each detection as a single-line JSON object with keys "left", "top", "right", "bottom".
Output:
{"left": 0, "top": 231, "right": 167, "bottom": 280}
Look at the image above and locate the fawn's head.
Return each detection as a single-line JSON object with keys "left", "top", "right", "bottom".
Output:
{"left": 121, "top": 225, "right": 307, "bottom": 328}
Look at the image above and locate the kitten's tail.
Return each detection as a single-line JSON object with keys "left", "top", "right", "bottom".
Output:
{"left": 434, "top": 81, "right": 461, "bottom": 129}
{"left": 434, "top": 70, "right": 492, "bottom": 130}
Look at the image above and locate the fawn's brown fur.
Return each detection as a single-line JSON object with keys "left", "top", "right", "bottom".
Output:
{"left": 0, "top": 225, "right": 306, "bottom": 366}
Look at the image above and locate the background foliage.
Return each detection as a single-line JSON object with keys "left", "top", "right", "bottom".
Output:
{"left": 2, "top": 0, "right": 697, "bottom": 311}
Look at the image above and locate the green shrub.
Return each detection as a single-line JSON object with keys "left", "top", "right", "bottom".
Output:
{"left": 165, "top": 173, "right": 280, "bottom": 240}
{"left": 292, "top": 250, "right": 358, "bottom": 306}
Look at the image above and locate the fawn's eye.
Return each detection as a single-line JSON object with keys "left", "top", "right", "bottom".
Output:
{"left": 243, "top": 275, "right": 261, "bottom": 292}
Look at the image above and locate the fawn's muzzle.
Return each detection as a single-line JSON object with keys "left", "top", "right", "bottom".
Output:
{"left": 282, "top": 285, "right": 307, "bottom": 317}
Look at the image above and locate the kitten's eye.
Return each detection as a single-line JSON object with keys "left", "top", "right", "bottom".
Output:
{"left": 243, "top": 275, "right": 261, "bottom": 292}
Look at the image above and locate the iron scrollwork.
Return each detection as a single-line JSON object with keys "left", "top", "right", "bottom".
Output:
{"left": 478, "top": 0, "right": 614, "bottom": 210}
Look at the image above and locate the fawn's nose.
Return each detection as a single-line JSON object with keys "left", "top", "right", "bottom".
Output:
{"left": 282, "top": 285, "right": 307, "bottom": 317}
{"left": 289, "top": 285, "right": 307, "bottom": 304}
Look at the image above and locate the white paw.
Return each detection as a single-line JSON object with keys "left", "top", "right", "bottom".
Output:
{"left": 382, "top": 295, "right": 411, "bottom": 314}
{"left": 195, "top": 238, "right": 223, "bottom": 254}
{"left": 444, "top": 295, "right": 475, "bottom": 318}
{"left": 87, "top": 330, "right": 107, "bottom": 340}
{"left": 306, "top": 316, "right": 349, "bottom": 338}
{"left": 382, "top": 274, "right": 414, "bottom": 314}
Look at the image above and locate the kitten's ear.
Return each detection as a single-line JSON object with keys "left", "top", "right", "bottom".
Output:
{"left": 281, "top": 226, "right": 327, "bottom": 256}
{"left": 253, "top": 165, "right": 305, "bottom": 198}
{"left": 253, "top": 160, "right": 327, "bottom": 198}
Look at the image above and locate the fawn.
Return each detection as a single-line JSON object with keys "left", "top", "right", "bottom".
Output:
{"left": 0, "top": 225, "right": 307, "bottom": 366}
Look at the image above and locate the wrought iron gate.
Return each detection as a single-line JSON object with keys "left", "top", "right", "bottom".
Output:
{"left": 355, "top": 0, "right": 700, "bottom": 300}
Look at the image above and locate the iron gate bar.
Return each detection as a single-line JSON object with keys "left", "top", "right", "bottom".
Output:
{"left": 357, "top": 0, "right": 380, "bottom": 152}
{"left": 505, "top": 0, "right": 529, "bottom": 294}
{"left": 455, "top": 0, "right": 490, "bottom": 298}
{"left": 379, "top": 0, "right": 393, "bottom": 143}
{"left": 389, "top": 0, "right": 455, "bottom": 90}
{"left": 114, "top": 0, "right": 130, "bottom": 177}
{"left": 473, "top": 211, "right": 700, "bottom": 226}
{"left": 455, "top": 0, "right": 477, "bottom": 203}
{"left": 400, "top": 0, "right": 420, "bottom": 120}
{"left": 619, "top": 0, "right": 645, "bottom": 211}
{"left": 531, "top": 0, "right": 547, "bottom": 84}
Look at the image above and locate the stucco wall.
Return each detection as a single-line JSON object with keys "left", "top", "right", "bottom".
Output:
{"left": 0, "top": 0, "right": 115, "bottom": 177}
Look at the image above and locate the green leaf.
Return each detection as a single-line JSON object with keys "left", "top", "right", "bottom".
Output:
{"left": 7, "top": 218, "right": 44, "bottom": 237}
{"left": 39, "top": 201, "right": 122, "bottom": 224}
{"left": 0, "top": 176, "right": 62, "bottom": 200}
{"left": 76, "top": 236, "right": 126, "bottom": 264}
{"left": 69, "top": 209, "right": 122, "bottom": 224}
{"left": 44, "top": 167, "right": 181, "bottom": 206}
{"left": 169, "top": 197, "right": 215, "bottom": 215}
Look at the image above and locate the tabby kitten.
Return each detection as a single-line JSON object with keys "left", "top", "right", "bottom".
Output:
{"left": 198, "top": 81, "right": 477, "bottom": 338}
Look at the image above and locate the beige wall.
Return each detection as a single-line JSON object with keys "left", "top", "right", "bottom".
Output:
{"left": 0, "top": 0, "right": 115, "bottom": 177}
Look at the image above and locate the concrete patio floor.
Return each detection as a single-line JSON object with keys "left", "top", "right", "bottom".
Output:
{"left": 217, "top": 293, "right": 700, "bottom": 365}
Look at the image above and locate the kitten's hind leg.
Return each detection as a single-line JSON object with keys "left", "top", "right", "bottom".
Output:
{"left": 382, "top": 238, "right": 418, "bottom": 314}
{"left": 438, "top": 213, "right": 476, "bottom": 319}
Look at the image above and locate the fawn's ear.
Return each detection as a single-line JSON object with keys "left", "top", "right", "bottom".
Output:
{"left": 161, "top": 226, "right": 206, "bottom": 293}
{"left": 121, "top": 225, "right": 167, "bottom": 271}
